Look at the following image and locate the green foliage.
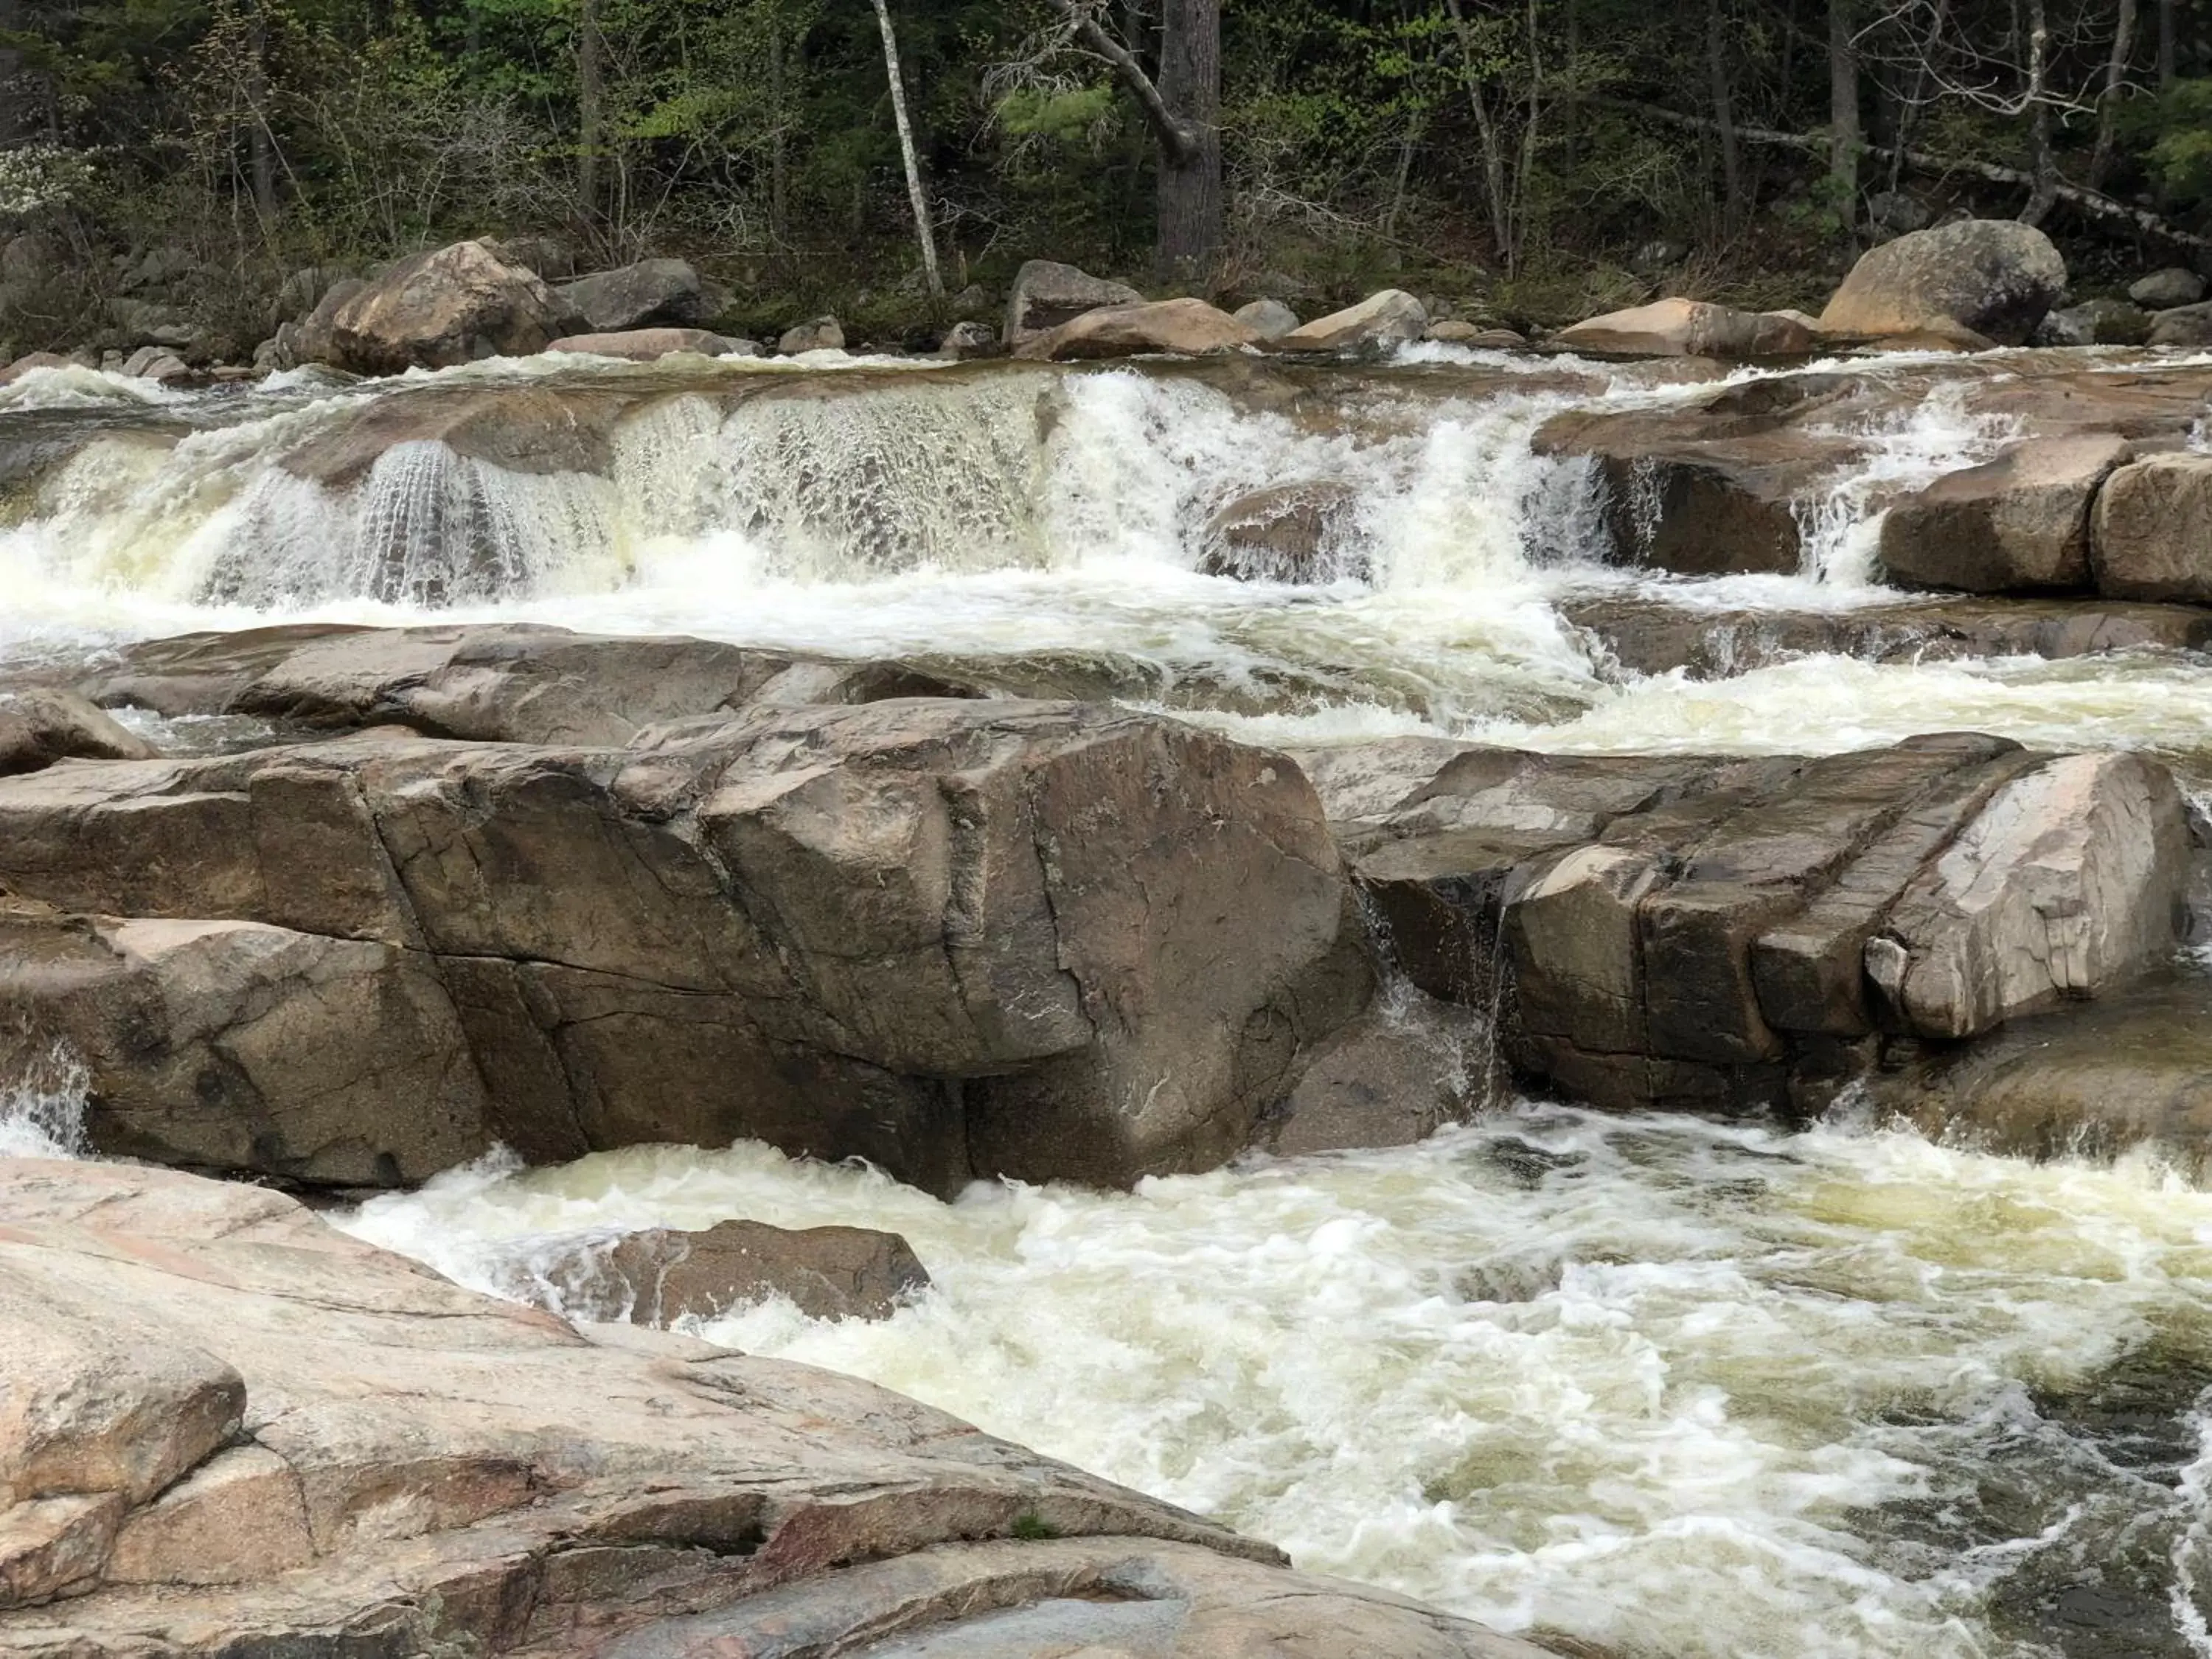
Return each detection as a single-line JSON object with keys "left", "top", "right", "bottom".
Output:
{"left": 1008, "top": 1511, "right": 1060, "bottom": 1541}
{"left": 2145, "top": 80, "right": 2212, "bottom": 204}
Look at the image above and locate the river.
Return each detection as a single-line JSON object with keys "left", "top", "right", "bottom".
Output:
{"left": 6, "top": 341, "right": 2212, "bottom": 1656}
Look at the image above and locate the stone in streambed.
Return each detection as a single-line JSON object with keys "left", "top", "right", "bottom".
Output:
{"left": 0, "top": 687, "right": 156, "bottom": 776}
{"left": 554, "top": 257, "right": 723, "bottom": 332}
{"left": 1877, "top": 434, "right": 2133, "bottom": 593}
{"left": 1233, "top": 297, "right": 1301, "bottom": 340}
{"left": 1554, "top": 298, "right": 1815, "bottom": 361}
{"left": 1273, "top": 289, "right": 1427, "bottom": 353}
{"left": 1014, "top": 297, "right": 1259, "bottom": 361}
{"left": 0, "top": 699, "right": 1361, "bottom": 1193}
{"left": 1200, "top": 481, "right": 1362, "bottom": 582}
{"left": 324, "top": 239, "right": 571, "bottom": 372}
{"left": 2132, "top": 267, "right": 2207, "bottom": 310}
{"left": 2093, "top": 452, "right": 2212, "bottom": 602}
{"left": 570, "top": 1220, "right": 931, "bottom": 1324}
{"left": 1004, "top": 259, "right": 1145, "bottom": 349}
{"left": 548, "top": 326, "right": 759, "bottom": 361}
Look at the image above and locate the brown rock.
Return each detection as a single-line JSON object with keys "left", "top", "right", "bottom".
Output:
{"left": 0, "top": 699, "right": 1358, "bottom": 1192}
{"left": 548, "top": 327, "right": 757, "bottom": 360}
{"left": 1200, "top": 481, "right": 1362, "bottom": 582}
{"left": 2093, "top": 452, "right": 2212, "bottom": 602}
{"left": 104, "top": 1446, "right": 314, "bottom": 1587}
{"left": 1015, "top": 297, "right": 1259, "bottom": 361}
{"left": 1555, "top": 298, "right": 1815, "bottom": 361}
{"left": 1004, "top": 260, "right": 1145, "bottom": 348}
{"left": 0, "top": 352, "right": 71, "bottom": 389}
{"left": 0, "top": 1495, "right": 122, "bottom": 1609}
{"left": 0, "top": 688, "right": 156, "bottom": 777}
{"left": 1878, "top": 434, "right": 2133, "bottom": 593}
{"left": 1818, "top": 219, "right": 2067, "bottom": 345}
{"left": 567, "top": 1220, "right": 931, "bottom": 1324}
{"left": 1275, "top": 290, "right": 1428, "bottom": 353}
{"left": 554, "top": 257, "right": 720, "bottom": 332}
{"left": 324, "top": 240, "right": 571, "bottom": 374}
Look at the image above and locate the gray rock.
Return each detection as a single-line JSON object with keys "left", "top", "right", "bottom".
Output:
{"left": 2035, "top": 297, "right": 2152, "bottom": 346}
{"left": 555, "top": 257, "right": 721, "bottom": 332}
{"left": 1877, "top": 434, "right": 2133, "bottom": 593}
{"left": 1232, "top": 297, "right": 1301, "bottom": 341}
{"left": 0, "top": 232, "right": 62, "bottom": 286}
{"left": 324, "top": 240, "right": 569, "bottom": 372}
{"left": 2149, "top": 299, "right": 2212, "bottom": 347}
{"left": 1004, "top": 259, "right": 1144, "bottom": 348}
{"left": 936, "top": 319, "right": 998, "bottom": 359}
{"left": 484, "top": 233, "right": 577, "bottom": 280}
{"left": 1013, "top": 297, "right": 1257, "bottom": 361}
{"left": 1555, "top": 298, "right": 1815, "bottom": 361}
{"left": 2131, "top": 266, "right": 2207, "bottom": 310}
{"left": 777, "top": 314, "right": 845, "bottom": 354}
{"left": 1868, "top": 189, "right": 1932, "bottom": 234}
{"left": 1818, "top": 219, "right": 2067, "bottom": 345}
{"left": 118, "top": 345, "right": 188, "bottom": 383}
{"left": 546, "top": 326, "right": 755, "bottom": 360}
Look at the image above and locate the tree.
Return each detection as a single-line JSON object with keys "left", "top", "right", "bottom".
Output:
{"left": 1040, "top": 0, "right": 1223, "bottom": 277}
{"left": 870, "top": 0, "right": 942, "bottom": 295}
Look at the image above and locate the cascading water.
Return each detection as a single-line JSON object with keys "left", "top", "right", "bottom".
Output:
{"left": 16, "top": 344, "right": 2212, "bottom": 1658}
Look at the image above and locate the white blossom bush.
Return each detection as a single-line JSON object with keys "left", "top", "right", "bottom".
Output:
{"left": 0, "top": 146, "right": 96, "bottom": 219}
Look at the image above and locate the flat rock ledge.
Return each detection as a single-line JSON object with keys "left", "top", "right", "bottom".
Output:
{"left": 0, "top": 1156, "right": 1548, "bottom": 1658}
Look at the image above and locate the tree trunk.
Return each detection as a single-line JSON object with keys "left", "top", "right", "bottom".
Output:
{"left": 1443, "top": 0, "right": 1517, "bottom": 271}
{"left": 2091, "top": 0, "right": 2140, "bottom": 188}
{"left": 2022, "top": 0, "right": 2061, "bottom": 224}
{"left": 870, "top": 0, "right": 942, "bottom": 298}
{"left": 248, "top": 1, "right": 276, "bottom": 228}
{"left": 577, "top": 0, "right": 604, "bottom": 226}
{"left": 769, "top": 21, "right": 789, "bottom": 243}
{"left": 1828, "top": 0, "right": 1860, "bottom": 240}
{"left": 1156, "top": 0, "right": 1222, "bottom": 282}
{"left": 1707, "top": 0, "right": 1743, "bottom": 229}
{"left": 2160, "top": 0, "right": 2177, "bottom": 86}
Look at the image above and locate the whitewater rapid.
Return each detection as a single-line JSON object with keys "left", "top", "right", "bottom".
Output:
{"left": 338, "top": 1109, "right": 2212, "bottom": 1659}
{"left": 4, "top": 346, "right": 2173, "bottom": 768}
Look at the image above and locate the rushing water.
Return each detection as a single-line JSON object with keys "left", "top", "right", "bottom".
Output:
{"left": 339, "top": 1113, "right": 2212, "bottom": 1659}
{"left": 13, "top": 342, "right": 2212, "bottom": 1655}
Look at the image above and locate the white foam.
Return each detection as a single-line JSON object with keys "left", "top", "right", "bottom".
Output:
{"left": 339, "top": 1112, "right": 2212, "bottom": 1658}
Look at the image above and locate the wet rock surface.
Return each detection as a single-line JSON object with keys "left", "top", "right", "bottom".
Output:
{"left": 0, "top": 1157, "right": 1551, "bottom": 1656}
{"left": 1338, "top": 735, "right": 2191, "bottom": 1114}
{"left": 570, "top": 1220, "right": 931, "bottom": 1324}
{"left": 0, "top": 684, "right": 1360, "bottom": 1194}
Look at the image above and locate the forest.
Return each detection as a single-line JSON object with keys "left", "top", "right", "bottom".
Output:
{"left": 1, "top": 0, "right": 2208, "bottom": 350}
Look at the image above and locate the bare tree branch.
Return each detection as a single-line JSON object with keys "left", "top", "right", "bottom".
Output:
{"left": 1037, "top": 0, "right": 1196, "bottom": 165}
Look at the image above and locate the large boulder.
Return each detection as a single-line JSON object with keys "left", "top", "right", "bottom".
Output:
{"left": 1274, "top": 290, "right": 1427, "bottom": 353}
{"left": 2093, "top": 452, "right": 2212, "bottom": 602}
{"left": 1554, "top": 298, "right": 1815, "bottom": 361}
{"left": 776, "top": 315, "right": 845, "bottom": 354}
{"left": 0, "top": 1158, "right": 1545, "bottom": 1655}
{"left": 1818, "top": 219, "right": 2067, "bottom": 347}
{"left": 323, "top": 240, "right": 571, "bottom": 373}
{"left": 1877, "top": 434, "right": 2133, "bottom": 593}
{"left": 554, "top": 257, "right": 720, "bottom": 332}
{"left": 0, "top": 688, "right": 156, "bottom": 777}
{"left": 1004, "top": 259, "right": 1144, "bottom": 349}
{"left": 1233, "top": 297, "right": 1301, "bottom": 340}
{"left": 2034, "top": 297, "right": 2152, "bottom": 347}
{"left": 1013, "top": 297, "right": 1259, "bottom": 361}
{"left": 0, "top": 698, "right": 1362, "bottom": 1192}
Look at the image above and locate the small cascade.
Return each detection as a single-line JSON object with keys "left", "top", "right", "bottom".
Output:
{"left": 0, "top": 1041, "right": 89, "bottom": 1159}
{"left": 1790, "top": 384, "right": 2023, "bottom": 586}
